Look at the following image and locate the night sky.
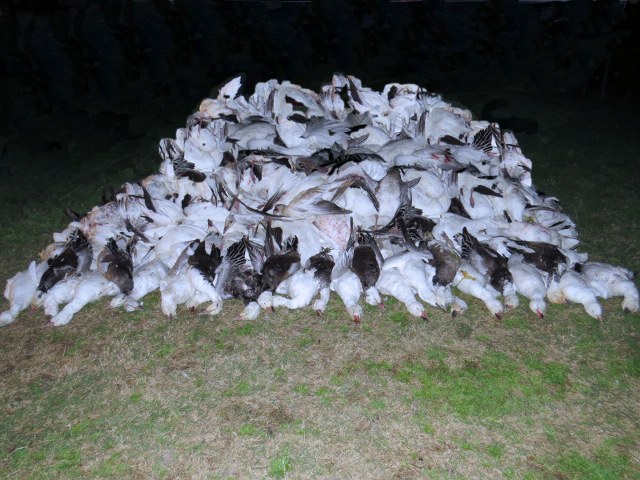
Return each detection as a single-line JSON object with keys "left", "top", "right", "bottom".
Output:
{"left": 0, "top": 0, "right": 638, "bottom": 143}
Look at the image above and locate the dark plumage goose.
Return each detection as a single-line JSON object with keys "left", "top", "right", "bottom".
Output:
{"left": 161, "top": 238, "right": 225, "bottom": 318}
{"left": 506, "top": 239, "right": 567, "bottom": 282}
{"left": 371, "top": 203, "right": 435, "bottom": 245}
{"left": 188, "top": 240, "right": 222, "bottom": 283}
{"left": 98, "top": 237, "right": 134, "bottom": 295}
{"left": 460, "top": 227, "right": 518, "bottom": 309}
{"left": 351, "top": 231, "right": 381, "bottom": 292}
{"left": 305, "top": 248, "right": 335, "bottom": 288}
{"left": 213, "top": 239, "right": 246, "bottom": 295}
{"left": 226, "top": 268, "right": 262, "bottom": 305}
{"left": 261, "top": 235, "right": 301, "bottom": 293}
{"left": 350, "top": 223, "right": 384, "bottom": 308}
{"left": 38, "top": 230, "right": 92, "bottom": 294}
{"left": 427, "top": 237, "right": 461, "bottom": 290}
{"left": 395, "top": 217, "right": 461, "bottom": 315}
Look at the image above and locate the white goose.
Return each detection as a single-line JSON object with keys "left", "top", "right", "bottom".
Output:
{"left": 453, "top": 262, "right": 504, "bottom": 319}
{"left": 507, "top": 253, "right": 547, "bottom": 319}
{"left": 271, "top": 249, "right": 334, "bottom": 311}
{"left": 580, "top": 262, "right": 639, "bottom": 313}
{"left": 552, "top": 270, "right": 603, "bottom": 321}
{"left": 110, "top": 259, "right": 168, "bottom": 312}
{"left": 330, "top": 269, "right": 363, "bottom": 324}
{"left": 0, "top": 261, "right": 47, "bottom": 326}
{"left": 35, "top": 275, "right": 81, "bottom": 318}
{"left": 376, "top": 267, "right": 429, "bottom": 319}
{"left": 48, "top": 271, "right": 121, "bottom": 327}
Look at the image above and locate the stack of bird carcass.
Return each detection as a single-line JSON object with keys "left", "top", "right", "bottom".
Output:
{"left": 1, "top": 75, "right": 638, "bottom": 327}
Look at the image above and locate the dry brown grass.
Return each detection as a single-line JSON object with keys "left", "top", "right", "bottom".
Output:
{"left": 1, "top": 293, "right": 638, "bottom": 479}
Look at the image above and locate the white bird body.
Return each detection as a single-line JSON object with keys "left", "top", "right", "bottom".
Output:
{"left": 313, "top": 286, "right": 332, "bottom": 312}
{"left": 152, "top": 224, "right": 210, "bottom": 266}
{"left": 110, "top": 260, "right": 167, "bottom": 312}
{"left": 375, "top": 169, "right": 410, "bottom": 226}
{"left": 382, "top": 250, "right": 440, "bottom": 309}
{"left": 36, "top": 275, "right": 82, "bottom": 317}
{"left": 250, "top": 163, "right": 300, "bottom": 201}
{"left": 330, "top": 270, "right": 363, "bottom": 323}
{"left": 507, "top": 253, "right": 547, "bottom": 319}
{"left": 581, "top": 262, "right": 639, "bottom": 313}
{"left": 160, "top": 266, "right": 223, "bottom": 318}
{"left": 274, "top": 219, "right": 337, "bottom": 264}
{"left": 423, "top": 107, "right": 470, "bottom": 144}
{"left": 351, "top": 125, "right": 391, "bottom": 154}
{"left": 52, "top": 225, "right": 77, "bottom": 244}
{"left": 331, "top": 187, "right": 378, "bottom": 231}
{"left": 448, "top": 144, "right": 497, "bottom": 175}
{"left": 141, "top": 173, "right": 172, "bottom": 201}
{"left": 183, "top": 202, "right": 230, "bottom": 233}
{"left": 400, "top": 256, "right": 442, "bottom": 308}
{"left": 49, "top": 271, "right": 120, "bottom": 326}
{"left": 273, "top": 83, "right": 324, "bottom": 118}
{"left": 257, "top": 290, "right": 274, "bottom": 312}
{"left": 412, "top": 190, "right": 451, "bottom": 218}
{"left": 431, "top": 214, "right": 500, "bottom": 247}
{"left": 453, "top": 262, "right": 504, "bottom": 319}
{"left": 502, "top": 221, "right": 562, "bottom": 246}
{"left": 376, "top": 138, "right": 421, "bottom": 165}
{"left": 272, "top": 269, "right": 321, "bottom": 310}
{"left": 501, "top": 131, "right": 532, "bottom": 186}
{"left": 309, "top": 215, "right": 351, "bottom": 254}
{"left": 227, "top": 121, "right": 276, "bottom": 150}
{"left": 460, "top": 188, "right": 496, "bottom": 220}
{"left": 239, "top": 301, "right": 261, "bottom": 320}
{"left": 403, "top": 169, "right": 446, "bottom": 199}
{"left": 555, "top": 270, "right": 602, "bottom": 321}
{"left": 183, "top": 137, "right": 222, "bottom": 172}
{"left": 502, "top": 184, "right": 527, "bottom": 222}
{"left": 377, "top": 267, "right": 427, "bottom": 318}
{"left": 0, "top": 261, "right": 46, "bottom": 326}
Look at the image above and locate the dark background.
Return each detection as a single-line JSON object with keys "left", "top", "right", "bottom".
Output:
{"left": 0, "top": 0, "right": 638, "bottom": 155}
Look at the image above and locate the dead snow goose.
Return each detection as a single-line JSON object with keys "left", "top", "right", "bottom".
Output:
{"left": 507, "top": 253, "right": 547, "bottom": 319}
{"left": 580, "top": 262, "right": 639, "bottom": 313}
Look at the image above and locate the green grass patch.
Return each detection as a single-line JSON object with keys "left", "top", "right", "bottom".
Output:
{"left": 388, "top": 310, "right": 410, "bottom": 327}
{"left": 314, "top": 386, "right": 334, "bottom": 405}
{"left": 414, "top": 412, "right": 435, "bottom": 434}
{"left": 396, "top": 350, "right": 570, "bottom": 419}
{"left": 486, "top": 442, "right": 504, "bottom": 459}
{"left": 273, "top": 367, "right": 287, "bottom": 382}
{"left": 235, "top": 324, "right": 255, "bottom": 336}
{"left": 238, "top": 423, "right": 267, "bottom": 438}
{"left": 55, "top": 446, "right": 82, "bottom": 472}
{"left": 223, "top": 379, "right": 255, "bottom": 397}
{"left": 155, "top": 343, "right": 175, "bottom": 358}
{"left": 532, "top": 448, "right": 634, "bottom": 479}
{"left": 269, "top": 446, "right": 294, "bottom": 478}
{"left": 297, "top": 335, "right": 314, "bottom": 348}
{"left": 292, "top": 384, "right": 310, "bottom": 395}
{"left": 369, "top": 397, "right": 387, "bottom": 410}
{"left": 91, "top": 452, "right": 131, "bottom": 477}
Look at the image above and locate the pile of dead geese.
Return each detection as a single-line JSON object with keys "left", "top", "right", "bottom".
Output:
{"left": 2, "top": 75, "right": 638, "bottom": 327}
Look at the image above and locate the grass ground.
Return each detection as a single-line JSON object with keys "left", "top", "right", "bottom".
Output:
{"left": 0, "top": 86, "right": 639, "bottom": 479}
